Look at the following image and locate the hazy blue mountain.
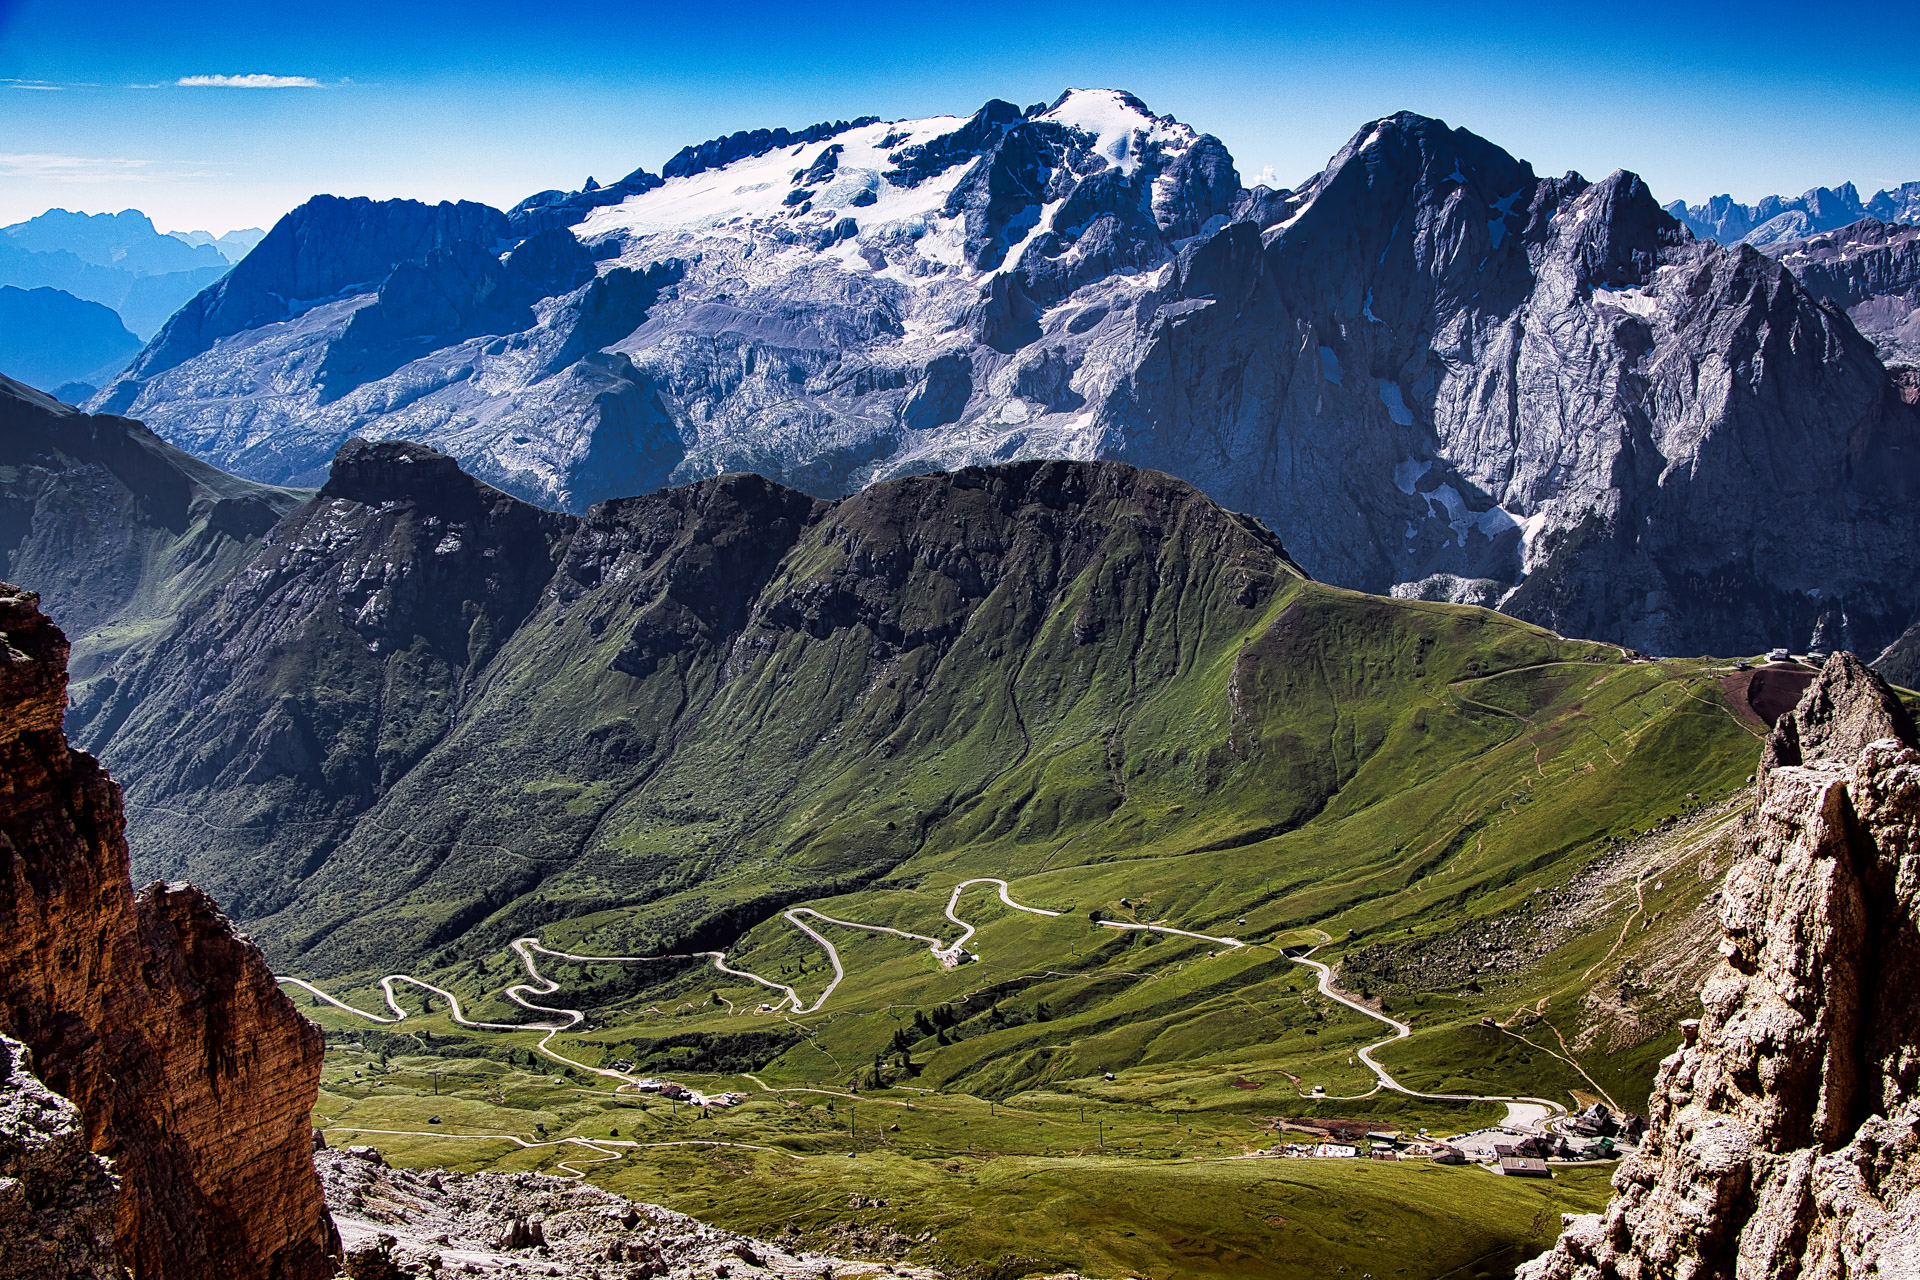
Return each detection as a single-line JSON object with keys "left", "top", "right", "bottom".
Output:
{"left": 0, "top": 209, "right": 234, "bottom": 339}
{"left": 5, "top": 209, "right": 226, "bottom": 275}
{"left": 1664, "top": 181, "right": 1920, "bottom": 245}
{"left": 0, "top": 286, "right": 142, "bottom": 392}
{"left": 168, "top": 228, "right": 268, "bottom": 263}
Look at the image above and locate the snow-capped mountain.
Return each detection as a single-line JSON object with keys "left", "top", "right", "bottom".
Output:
{"left": 92, "top": 90, "right": 1920, "bottom": 656}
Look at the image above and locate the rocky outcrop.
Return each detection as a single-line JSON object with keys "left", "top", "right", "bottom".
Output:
{"left": 0, "top": 583, "right": 338, "bottom": 1277}
{"left": 0, "top": 1034, "right": 119, "bottom": 1280}
{"left": 1520, "top": 653, "right": 1920, "bottom": 1279}
{"left": 319, "top": 1147, "right": 937, "bottom": 1279}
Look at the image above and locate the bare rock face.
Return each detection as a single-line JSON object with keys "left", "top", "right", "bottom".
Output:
{"left": 318, "top": 1147, "right": 939, "bottom": 1279}
{"left": 1520, "top": 652, "right": 1920, "bottom": 1279}
{"left": 0, "top": 1034, "right": 119, "bottom": 1280}
{"left": 0, "top": 583, "right": 338, "bottom": 1278}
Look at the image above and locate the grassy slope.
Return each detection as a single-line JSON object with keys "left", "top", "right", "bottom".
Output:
{"left": 305, "top": 1034, "right": 1609, "bottom": 1280}
{"left": 92, "top": 456, "right": 1766, "bottom": 1277}
{"left": 285, "top": 583, "right": 1759, "bottom": 1277}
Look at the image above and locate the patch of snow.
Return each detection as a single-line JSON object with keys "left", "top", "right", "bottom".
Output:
{"left": 1318, "top": 346, "right": 1343, "bottom": 386}
{"left": 1487, "top": 189, "right": 1525, "bottom": 251}
{"left": 1364, "top": 289, "right": 1380, "bottom": 322}
{"left": 1421, "top": 483, "right": 1521, "bottom": 548}
{"left": 1520, "top": 511, "right": 1550, "bottom": 560}
{"left": 1593, "top": 286, "right": 1659, "bottom": 319}
{"left": 1393, "top": 458, "right": 1431, "bottom": 495}
{"left": 1379, "top": 217, "right": 1401, "bottom": 265}
{"left": 1377, "top": 379, "right": 1414, "bottom": 425}
{"left": 578, "top": 115, "right": 968, "bottom": 240}
{"left": 1039, "top": 89, "right": 1187, "bottom": 178}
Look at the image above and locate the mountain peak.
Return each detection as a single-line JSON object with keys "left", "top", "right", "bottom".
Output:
{"left": 322, "top": 437, "right": 503, "bottom": 511}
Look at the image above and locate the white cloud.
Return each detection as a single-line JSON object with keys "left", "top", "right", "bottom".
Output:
{"left": 0, "top": 153, "right": 222, "bottom": 184}
{"left": 176, "top": 74, "right": 322, "bottom": 89}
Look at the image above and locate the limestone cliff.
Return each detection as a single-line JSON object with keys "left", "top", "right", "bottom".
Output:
{"left": 1521, "top": 652, "right": 1920, "bottom": 1279}
{"left": 0, "top": 583, "right": 338, "bottom": 1278}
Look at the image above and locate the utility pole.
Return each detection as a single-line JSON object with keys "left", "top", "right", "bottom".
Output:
{"left": 1099, "top": 1119, "right": 1104, "bottom": 1149}
{"left": 432, "top": 1072, "right": 440, "bottom": 1096}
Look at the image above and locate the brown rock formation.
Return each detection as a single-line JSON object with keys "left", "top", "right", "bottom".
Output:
{"left": 0, "top": 582, "right": 338, "bottom": 1278}
{"left": 1522, "top": 652, "right": 1920, "bottom": 1279}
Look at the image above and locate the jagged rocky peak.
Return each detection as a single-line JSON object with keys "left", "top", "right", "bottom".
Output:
{"left": 1760, "top": 650, "right": 1920, "bottom": 781}
{"left": 324, "top": 435, "right": 503, "bottom": 507}
{"left": 98, "top": 193, "right": 514, "bottom": 402}
{"left": 0, "top": 581, "right": 339, "bottom": 1277}
{"left": 1523, "top": 652, "right": 1920, "bottom": 1279}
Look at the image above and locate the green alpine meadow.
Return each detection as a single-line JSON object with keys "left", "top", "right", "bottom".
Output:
{"left": 19, "top": 387, "right": 1782, "bottom": 1277}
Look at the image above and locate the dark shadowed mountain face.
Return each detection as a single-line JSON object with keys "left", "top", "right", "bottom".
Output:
{"left": 86, "top": 437, "right": 1739, "bottom": 991}
{"left": 0, "top": 374, "right": 305, "bottom": 712}
{"left": 90, "top": 94, "right": 1920, "bottom": 657}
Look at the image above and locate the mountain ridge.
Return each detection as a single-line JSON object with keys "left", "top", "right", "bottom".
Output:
{"left": 87, "top": 92, "right": 1920, "bottom": 658}
{"left": 1665, "top": 179, "right": 1920, "bottom": 246}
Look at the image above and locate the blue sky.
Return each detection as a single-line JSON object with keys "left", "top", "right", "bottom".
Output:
{"left": 2, "top": 0, "right": 1916, "bottom": 233}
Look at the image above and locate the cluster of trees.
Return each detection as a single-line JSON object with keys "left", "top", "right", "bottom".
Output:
{"left": 901, "top": 998, "right": 1054, "bottom": 1050}
{"left": 618, "top": 1029, "right": 799, "bottom": 1074}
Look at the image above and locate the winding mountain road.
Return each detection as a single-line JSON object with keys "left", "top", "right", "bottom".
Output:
{"left": 1284, "top": 945, "right": 1565, "bottom": 1126}
{"left": 285, "top": 881, "right": 1565, "bottom": 1128}
{"left": 279, "top": 877, "right": 1068, "bottom": 1075}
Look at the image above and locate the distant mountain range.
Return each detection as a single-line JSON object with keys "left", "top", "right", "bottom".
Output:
{"left": 0, "top": 208, "right": 258, "bottom": 341}
{"left": 1664, "top": 180, "right": 1920, "bottom": 246}
{"left": 78, "top": 92, "right": 1920, "bottom": 657}
{"left": 167, "top": 227, "right": 266, "bottom": 262}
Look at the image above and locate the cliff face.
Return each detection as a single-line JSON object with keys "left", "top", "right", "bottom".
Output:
{"left": 1761, "top": 219, "right": 1920, "bottom": 367}
{"left": 1521, "top": 652, "right": 1920, "bottom": 1279}
{"left": 0, "top": 583, "right": 337, "bottom": 1278}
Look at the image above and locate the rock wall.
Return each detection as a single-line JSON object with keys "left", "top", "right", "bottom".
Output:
{"left": 1521, "top": 652, "right": 1920, "bottom": 1279}
{"left": 0, "top": 582, "right": 338, "bottom": 1278}
{"left": 0, "top": 1033, "right": 119, "bottom": 1280}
